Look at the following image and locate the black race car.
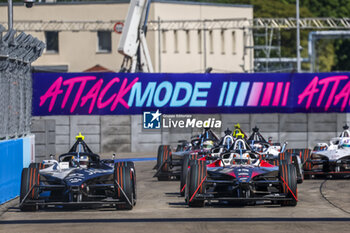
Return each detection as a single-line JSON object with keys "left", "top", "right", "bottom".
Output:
{"left": 154, "top": 128, "right": 219, "bottom": 181}
{"left": 19, "top": 133, "right": 136, "bottom": 211}
{"left": 185, "top": 138, "right": 298, "bottom": 207}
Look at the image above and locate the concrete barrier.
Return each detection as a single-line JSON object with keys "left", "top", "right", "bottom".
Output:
{"left": 0, "top": 136, "right": 35, "bottom": 204}
{"left": 33, "top": 113, "right": 350, "bottom": 155}
{"left": 30, "top": 119, "right": 55, "bottom": 162}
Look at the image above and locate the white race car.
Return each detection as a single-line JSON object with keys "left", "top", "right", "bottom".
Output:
{"left": 304, "top": 125, "right": 350, "bottom": 177}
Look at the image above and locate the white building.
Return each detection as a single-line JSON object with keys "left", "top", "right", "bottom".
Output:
{"left": 0, "top": 0, "right": 254, "bottom": 73}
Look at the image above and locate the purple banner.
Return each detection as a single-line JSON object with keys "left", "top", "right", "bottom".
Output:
{"left": 32, "top": 72, "right": 350, "bottom": 115}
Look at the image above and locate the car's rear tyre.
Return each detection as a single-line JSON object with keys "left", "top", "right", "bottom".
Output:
{"left": 157, "top": 145, "right": 172, "bottom": 181}
{"left": 114, "top": 162, "right": 136, "bottom": 210}
{"left": 180, "top": 154, "right": 190, "bottom": 196}
{"left": 283, "top": 151, "right": 304, "bottom": 184}
{"left": 180, "top": 154, "right": 200, "bottom": 196}
{"left": 268, "top": 152, "right": 291, "bottom": 166}
{"left": 20, "top": 167, "right": 40, "bottom": 211}
{"left": 185, "top": 160, "right": 206, "bottom": 207}
{"left": 156, "top": 145, "right": 163, "bottom": 169}
{"left": 29, "top": 163, "right": 47, "bottom": 170}
{"left": 124, "top": 161, "right": 137, "bottom": 205}
{"left": 279, "top": 163, "right": 297, "bottom": 207}
{"left": 297, "top": 171, "right": 304, "bottom": 184}
{"left": 300, "top": 149, "right": 312, "bottom": 172}
{"left": 278, "top": 152, "right": 292, "bottom": 165}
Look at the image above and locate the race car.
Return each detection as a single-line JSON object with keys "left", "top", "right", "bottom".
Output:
{"left": 246, "top": 126, "right": 304, "bottom": 183}
{"left": 247, "top": 126, "right": 286, "bottom": 156}
{"left": 210, "top": 128, "right": 235, "bottom": 157}
{"left": 154, "top": 128, "right": 219, "bottom": 181}
{"left": 180, "top": 126, "right": 304, "bottom": 196}
{"left": 301, "top": 125, "right": 350, "bottom": 178}
{"left": 184, "top": 138, "right": 298, "bottom": 207}
{"left": 179, "top": 128, "right": 234, "bottom": 196}
{"left": 19, "top": 133, "right": 136, "bottom": 211}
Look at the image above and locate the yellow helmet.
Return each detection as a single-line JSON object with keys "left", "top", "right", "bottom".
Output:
{"left": 76, "top": 132, "right": 85, "bottom": 140}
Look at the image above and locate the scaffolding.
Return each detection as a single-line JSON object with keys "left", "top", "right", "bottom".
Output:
{"left": 2, "top": 17, "right": 349, "bottom": 72}
{"left": 1, "top": 18, "right": 349, "bottom": 31}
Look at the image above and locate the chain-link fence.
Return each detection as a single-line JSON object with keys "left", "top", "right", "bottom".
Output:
{"left": 0, "top": 24, "right": 45, "bottom": 140}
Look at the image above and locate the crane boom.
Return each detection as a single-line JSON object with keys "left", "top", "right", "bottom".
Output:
{"left": 118, "top": 0, "right": 153, "bottom": 73}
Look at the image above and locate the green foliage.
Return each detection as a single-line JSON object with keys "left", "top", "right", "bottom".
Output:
{"left": 315, "top": 40, "right": 335, "bottom": 72}
{"left": 187, "top": 0, "right": 349, "bottom": 71}
{"left": 332, "top": 39, "right": 350, "bottom": 71}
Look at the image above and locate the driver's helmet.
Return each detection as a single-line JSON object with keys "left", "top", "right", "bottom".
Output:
{"left": 72, "top": 155, "right": 90, "bottom": 168}
{"left": 203, "top": 140, "right": 214, "bottom": 150}
{"left": 233, "top": 124, "right": 244, "bottom": 138}
{"left": 250, "top": 142, "right": 263, "bottom": 152}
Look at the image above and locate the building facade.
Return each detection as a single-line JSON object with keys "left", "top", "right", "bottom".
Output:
{"left": 0, "top": 0, "right": 254, "bottom": 73}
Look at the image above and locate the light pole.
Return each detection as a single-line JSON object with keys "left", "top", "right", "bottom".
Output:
{"left": 296, "top": 0, "right": 301, "bottom": 72}
{"left": 8, "top": 0, "right": 13, "bottom": 30}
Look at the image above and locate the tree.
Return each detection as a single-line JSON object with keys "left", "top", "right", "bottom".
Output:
{"left": 186, "top": 0, "right": 348, "bottom": 71}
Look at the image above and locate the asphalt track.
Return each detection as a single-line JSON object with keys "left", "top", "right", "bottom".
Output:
{"left": 1, "top": 154, "right": 350, "bottom": 233}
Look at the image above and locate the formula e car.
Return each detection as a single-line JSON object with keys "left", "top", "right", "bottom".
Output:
{"left": 180, "top": 126, "right": 304, "bottom": 196}
{"left": 179, "top": 129, "right": 234, "bottom": 196}
{"left": 19, "top": 133, "right": 136, "bottom": 211}
{"left": 247, "top": 126, "right": 286, "bottom": 156}
{"left": 301, "top": 125, "right": 350, "bottom": 178}
{"left": 154, "top": 128, "right": 219, "bottom": 181}
{"left": 246, "top": 126, "right": 304, "bottom": 183}
{"left": 184, "top": 138, "right": 298, "bottom": 207}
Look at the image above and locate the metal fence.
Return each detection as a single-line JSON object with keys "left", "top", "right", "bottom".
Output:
{"left": 0, "top": 24, "right": 45, "bottom": 139}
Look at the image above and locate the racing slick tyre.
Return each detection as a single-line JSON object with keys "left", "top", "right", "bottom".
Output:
{"left": 123, "top": 161, "right": 137, "bottom": 205}
{"left": 180, "top": 154, "right": 200, "bottom": 196}
{"left": 157, "top": 145, "right": 172, "bottom": 181}
{"left": 269, "top": 152, "right": 291, "bottom": 166}
{"left": 278, "top": 152, "right": 292, "bottom": 165}
{"left": 286, "top": 149, "right": 304, "bottom": 184}
{"left": 29, "top": 163, "right": 47, "bottom": 170}
{"left": 114, "top": 162, "right": 136, "bottom": 210}
{"left": 156, "top": 145, "right": 164, "bottom": 169}
{"left": 185, "top": 160, "right": 206, "bottom": 207}
{"left": 180, "top": 154, "right": 190, "bottom": 196}
{"left": 300, "top": 149, "right": 312, "bottom": 172}
{"left": 20, "top": 167, "right": 40, "bottom": 211}
{"left": 279, "top": 164, "right": 297, "bottom": 207}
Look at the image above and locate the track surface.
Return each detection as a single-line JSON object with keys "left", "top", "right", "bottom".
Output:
{"left": 1, "top": 158, "right": 350, "bottom": 233}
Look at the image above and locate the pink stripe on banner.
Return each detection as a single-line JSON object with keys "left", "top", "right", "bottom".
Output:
{"left": 272, "top": 82, "right": 283, "bottom": 106}
{"left": 247, "top": 82, "right": 264, "bottom": 106}
{"left": 281, "top": 82, "right": 290, "bottom": 106}
{"left": 261, "top": 82, "right": 275, "bottom": 106}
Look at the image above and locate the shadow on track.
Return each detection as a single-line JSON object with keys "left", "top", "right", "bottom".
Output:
{"left": 2, "top": 217, "right": 350, "bottom": 225}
